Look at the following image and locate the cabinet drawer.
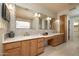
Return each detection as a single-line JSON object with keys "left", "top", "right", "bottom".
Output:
{"left": 4, "top": 42, "right": 21, "bottom": 50}
{"left": 4, "top": 47, "right": 21, "bottom": 56}
{"left": 30, "top": 40, "right": 37, "bottom": 46}
{"left": 30, "top": 47, "right": 37, "bottom": 56}
{"left": 38, "top": 38, "right": 44, "bottom": 42}
{"left": 44, "top": 36, "right": 52, "bottom": 40}
{"left": 38, "top": 42, "right": 44, "bottom": 48}
{"left": 37, "top": 48, "right": 44, "bottom": 54}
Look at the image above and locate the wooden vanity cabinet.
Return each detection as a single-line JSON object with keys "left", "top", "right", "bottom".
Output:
{"left": 48, "top": 35, "right": 58, "bottom": 46}
{"left": 3, "top": 35, "right": 65, "bottom": 56}
{"left": 21, "top": 40, "right": 30, "bottom": 56}
{"left": 3, "top": 38, "right": 45, "bottom": 56}
{"left": 59, "top": 34, "right": 65, "bottom": 43}
{"left": 48, "top": 34, "right": 64, "bottom": 46}
{"left": 3, "top": 42, "right": 21, "bottom": 56}
{"left": 30, "top": 39, "right": 38, "bottom": 56}
{"left": 4, "top": 48, "right": 21, "bottom": 56}
{"left": 30, "top": 38, "right": 45, "bottom": 56}
{"left": 61, "top": 34, "right": 65, "bottom": 42}
{"left": 37, "top": 38, "right": 44, "bottom": 55}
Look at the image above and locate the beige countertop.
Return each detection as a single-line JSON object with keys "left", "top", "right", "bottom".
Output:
{"left": 2, "top": 33, "right": 64, "bottom": 44}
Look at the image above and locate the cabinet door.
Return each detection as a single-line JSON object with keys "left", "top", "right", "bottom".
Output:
{"left": 60, "top": 15, "right": 67, "bottom": 41}
{"left": 59, "top": 34, "right": 65, "bottom": 43}
{"left": 48, "top": 35, "right": 61, "bottom": 46}
{"left": 38, "top": 42, "right": 44, "bottom": 48}
{"left": 4, "top": 48, "right": 21, "bottom": 56}
{"left": 38, "top": 38, "right": 44, "bottom": 48}
{"left": 4, "top": 42, "right": 21, "bottom": 50}
{"left": 37, "top": 39, "right": 44, "bottom": 54}
{"left": 37, "top": 48, "right": 44, "bottom": 54}
{"left": 21, "top": 40, "right": 30, "bottom": 56}
{"left": 30, "top": 39, "right": 38, "bottom": 56}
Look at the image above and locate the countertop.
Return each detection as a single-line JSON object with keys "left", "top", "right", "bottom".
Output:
{"left": 2, "top": 33, "right": 64, "bottom": 44}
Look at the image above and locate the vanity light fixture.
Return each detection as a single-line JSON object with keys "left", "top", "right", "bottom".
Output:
{"left": 8, "top": 4, "right": 13, "bottom": 10}
{"left": 34, "top": 13, "right": 41, "bottom": 17}
{"left": 34, "top": 13, "right": 38, "bottom": 17}
{"left": 38, "top": 14, "right": 41, "bottom": 17}
{"left": 46, "top": 17, "right": 51, "bottom": 21}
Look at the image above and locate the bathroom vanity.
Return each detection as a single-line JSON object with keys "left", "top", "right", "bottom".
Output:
{"left": 3, "top": 33, "right": 65, "bottom": 56}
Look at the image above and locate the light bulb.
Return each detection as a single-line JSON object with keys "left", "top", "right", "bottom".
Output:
{"left": 34, "top": 13, "right": 38, "bottom": 17}
{"left": 38, "top": 14, "right": 41, "bottom": 17}
{"left": 9, "top": 4, "right": 13, "bottom": 10}
{"left": 46, "top": 17, "right": 51, "bottom": 20}
{"left": 34, "top": 13, "right": 41, "bottom": 17}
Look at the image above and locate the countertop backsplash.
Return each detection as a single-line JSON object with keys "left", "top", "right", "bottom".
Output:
{"left": 15, "top": 29, "right": 55, "bottom": 36}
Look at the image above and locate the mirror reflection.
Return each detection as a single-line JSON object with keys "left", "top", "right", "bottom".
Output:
{"left": 15, "top": 5, "right": 54, "bottom": 30}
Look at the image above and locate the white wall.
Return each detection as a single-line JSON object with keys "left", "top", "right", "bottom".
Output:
{"left": 32, "top": 17, "right": 39, "bottom": 30}
{"left": 0, "top": 3, "right": 12, "bottom": 55}
{"left": 0, "top": 3, "right": 2, "bottom": 56}
{"left": 0, "top": 3, "right": 4, "bottom": 56}
{"left": 6, "top": 4, "right": 16, "bottom": 32}
{"left": 69, "top": 16, "right": 74, "bottom": 40}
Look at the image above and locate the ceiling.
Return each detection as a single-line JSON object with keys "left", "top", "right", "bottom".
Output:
{"left": 30, "top": 3, "right": 79, "bottom": 13}
{"left": 16, "top": 3, "right": 79, "bottom": 19}
{"left": 16, "top": 5, "right": 47, "bottom": 20}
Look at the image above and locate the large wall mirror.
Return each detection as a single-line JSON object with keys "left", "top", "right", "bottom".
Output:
{"left": 15, "top": 5, "right": 54, "bottom": 30}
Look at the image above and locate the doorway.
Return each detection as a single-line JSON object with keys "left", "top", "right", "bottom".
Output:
{"left": 73, "top": 16, "right": 79, "bottom": 40}
{"left": 69, "top": 16, "right": 79, "bottom": 40}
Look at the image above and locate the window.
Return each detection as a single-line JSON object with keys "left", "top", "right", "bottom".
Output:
{"left": 16, "top": 21, "right": 30, "bottom": 28}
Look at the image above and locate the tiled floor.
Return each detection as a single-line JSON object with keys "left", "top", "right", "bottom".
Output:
{"left": 40, "top": 38, "right": 79, "bottom": 56}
